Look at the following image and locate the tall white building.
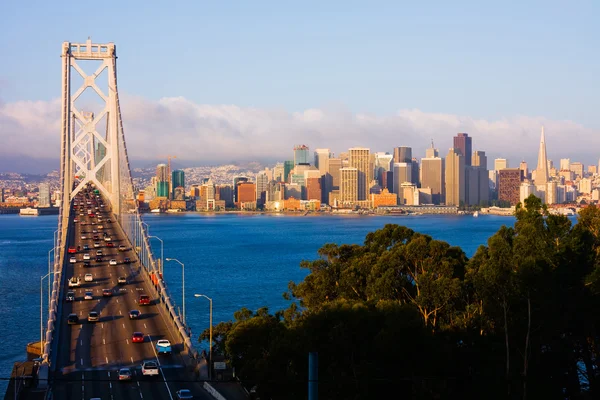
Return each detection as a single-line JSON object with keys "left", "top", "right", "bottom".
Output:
{"left": 349, "top": 148, "right": 370, "bottom": 201}
{"left": 494, "top": 158, "right": 508, "bottom": 171}
{"left": 38, "top": 183, "right": 51, "bottom": 207}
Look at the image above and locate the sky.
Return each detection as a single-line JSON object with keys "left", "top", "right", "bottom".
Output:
{"left": 0, "top": 1, "right": 598, "bottom": 173}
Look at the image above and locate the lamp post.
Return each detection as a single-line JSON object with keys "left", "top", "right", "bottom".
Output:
{"left": 165, "top": 258, "right": 185, "bottom": 326}
{"left": 194, "top": 294, "right": 213, "bottom": 380}
{"left": 40, "top": 271, "right": 59, "bottom": 355}
{"left": 148, "top": 236, "right": 163, "bottom": 276}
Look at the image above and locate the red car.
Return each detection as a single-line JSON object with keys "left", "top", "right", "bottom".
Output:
{"left": 102, "top": 288, "right": 112, "bottom": 297}
{"left": 132, "top": 332, "right": 144, "bottom": 343}
{"left": 139, "top": 295, "right": 150, "bottom": 305}
{"left": 106, "top": 242, "right": 114, "bottom": 248}
{"left": 68, "top": 247, "right": 77, "bottom": 254}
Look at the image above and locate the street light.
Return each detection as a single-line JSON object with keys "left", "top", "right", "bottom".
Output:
{"left": 165, "top": 258, "right": 185, "bottom": 326}
{"left": 148, "top": 235, "right": 164, "bottom": 276}
{"left": 40, "top": 271, "right": 59, "bottom": 355}
{"left": 194, "top": 294, "right": 213, "bottom": 380}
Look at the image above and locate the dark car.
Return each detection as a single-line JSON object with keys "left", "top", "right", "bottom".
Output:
{"left": 129, "top": 310, "right": 141, "bottom": 319}
{"left": 66, "top": 291, "right": 75, "bottom": 302}
{"left": 95, "top": 255, "right": 102, "bottom": 262}
{"left": 123, "top": 257, "right": 131, "bottom": 264}
{"left": 83, "top": 244, "right": 89, "bottom": 251}
{"left": 67, "top": 314, "right": 79, "bottom": 325}
{"left": 103, "top": 288, "right": 112, "bottom": 297}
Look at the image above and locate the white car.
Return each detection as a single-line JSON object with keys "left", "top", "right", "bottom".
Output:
{"left": 80, "top": 234, "right": 87, "bottom": 240}
{"left": 109, "top": 259, "right": 117, "bottom": 266}
{"left": 69, "top": 257, "right": 77, "bottom": 264}
{"left": 141, "top": 361, "right": 159, "bottom": 376}
{"left": 68, "top": 277, "right": 81, "bottom": 288}
{"left": 84, "top": 273, "right": 93, "bottom": 282}
{"left": 83, "top": 253, "right": 91, "bottom": 260}
{"left": 104, "top": 236, "right": 112, "bottom": 242}
{"left": 94, "top": 242, "right": 101, "bottom": 248}
{"left": 84, "top": 291, "right": 93, "bottom": 300}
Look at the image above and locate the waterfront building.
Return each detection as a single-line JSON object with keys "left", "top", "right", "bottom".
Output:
{"left": 445, "top": 148, "right": 465, "bottom": 206}
{"left": 349, "top": 148, "right": 370, "bottom": 201}
{"left": 393, "top": 162, "right": 412, "bottom": 194}
{"left": 498, "top": 168, "right": 522, "bottom": 205}
{"left": 267, "top": 181, "right": 284, "bottom": 202}
{"left": 236, "top": 182, "right": 256, "bottom": 209}
{"left": 172, "top": 170, "right": 185, "bottom": 199}
{"left": 400, "top": 182, "right": 417, "bottom": 205}
{"left": 283, "top": 160, "right": 294, "bottom": 183}
{"left": 393, "top": 146, "right": 412, "bottom": 163}
{"left": 454, "top": 133, "right": 472, "bottom": 166}
{"left": 294, "top": 145, "right": 310, "bottom": 165}
{"left": 420, "top": 157, "right": 444, "bottom": 205}
{"left": 468, "top": 151, "right": 489, "bottom": 206}
{"left": 534, "top": 127, "right": 549, "bottom": 186}
{"left": 256, "top": 171, "right": 269, "bottom": 207}
{"left": 156, "top": 164, "right": 169, "bottom": 197}
{"left": 38, "top": 183, "right": 51, "bottom": 207}
{"left": 340, "top": 167, "right": 358, "bottom": 204}
{"left": 570, "top": 162, "right": 584, "bottom": 179}
{"left": 306, "top": 177, "right": 322, "bottom": 201}
{"left": 233, "top": 176, "right": 249, "bottom": 203}
{"left": 216, "top": 185, "right": 233, "bottom": 208}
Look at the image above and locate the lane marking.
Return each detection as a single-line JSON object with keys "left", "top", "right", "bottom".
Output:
{"left": 126, "top": 339, "right": 129, "bottom": 345}
{"left": 103, "top": 338, "right": 106, "bottom": 345}
{"left": 119, "top": 310, "right": 122, "bottom": 315}
{"left": 80, "top": 340, "right": 82, "bottom": 346}
{"left": 131, "top": 356, "right": 134, "bottom": 364}
{"left": 80, "top": 358, "right": 83, "bottom": 366}
{"left": 144, "top": 323, "right": 147, "bottom": 329}
{"left": 122, "top": 323, "right": 125, "bottom": 329}
{"left": 148, "top": 334, "right": 174, "bottom": 400}
{"left": 106, "top": 356, "right": 109, "bottom": 364}
{"left": 101, "top": 323, "right": 104, "bottom": 329}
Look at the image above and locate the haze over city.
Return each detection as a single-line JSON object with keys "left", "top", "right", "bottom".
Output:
{"left": 0, "top": 1, "right": 598, "bottom": 173}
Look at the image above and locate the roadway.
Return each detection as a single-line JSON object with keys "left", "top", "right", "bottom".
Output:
{"left": 52, "top": 186, "right": 212, "bottom": 400}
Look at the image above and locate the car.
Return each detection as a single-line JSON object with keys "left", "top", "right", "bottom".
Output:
{"left": 94, "top": 242, "right": 101, "bottom": 248}
{"left": 67, "top": 314, "right": 79, "bottom": 325}
{"left": 84, "top": 273, "right": 93, "bottom": 282}
{"left": 141, "top": 361, "right": 158, "bottom": 376}
{"left": 83, "top": 253, "right": 90, "bottom": 260}
{"left": 123, "top": 257, "right": 131, "bottom": 264}
{"left": 129, "top": 310, "right": 140, "bottom": 319}
{"left": 118, "top": 245, "right": 127, "bottom": 252}
{"left": 93, "top": 235, "right": 99, "bottom": 240}
{"left": 107, "top": 219, "right": 112, "bottom": 223}
{"left": 156, "top": 339, "right": 172, "bottom": 355}
{"left": 102, "top": 288, "right": 112, "bottom": 297}
{"left": 68, "top": 277, "right": 81, "bottom": 288}
{"left": 80, "top": 235, "right": 87, "bottom": 240}
{"left": 104, "top": 236, "right": 112, "bottom": 242}
{"left": 84, "top": 291, "right": 93, "bottom": 300}
{"left": 96, "top": 250, "right": 103, "bottom": 256}
{"left": 66, "top": 291, "right": 75, "bottom": 302}
{"left": 97, "top": 225, "right": 104, "bottom": 230}
{"left": 176, "top": 389, "right": 193, "bottom": 400}
{"left": 132, "top": 332, "right": 144, "bottom": 343}
{"left": 118, "top": 368, "right": 132, "bottom": 381}
{"left": 73, "top": 218, "right": 78, "bottom": 223}
{"left": 106, "top": 242, "right": 114, "bottom": 248}
{"left": 83, "top": 261, "right": 91, "bottom": 268}
{"left": 83, "top": 244, "right": 89, "bottom": 251}
{"left": 109, "top": 259, "right": 117, "bottom": 266}
{"left": 95, "top": 256, "right": 102, "bottom": 262}
{"left": 118, "top": 276, "right": 128, "bottom": 285}
{"left": 139, "top": 295, "right": 150, "bottom": 306}
{"left": 68, "top": 247, "right": 76, "bottom": 254}
{"left": 92, "top": 229, "right": 98, "bottom": 234}
{"left": 69, "top": 257, "right": 77, "bottom": 264}
{"left": 88, "top": 311, "right": 99, "bottom": 322}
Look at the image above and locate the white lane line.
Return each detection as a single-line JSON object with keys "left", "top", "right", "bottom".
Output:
{"left": 81, "top": 372, "right": 84, "bottom": 398}
{"left": 119, "top": 310, "right": 122, "bottom": 315}
{"left": 80, "top": 340, "right": 82, "bottom": 346}
{"left": 148, "top": 334, "right": 174, "bottom": 400}
{"left": 103, "top": 338, "right": 106, "bottom": 345}
{"left": 106, "top": 356, "right": 109, "bottom": 364}
{"left": 126, "top": 339, "right": 129, "bottom": 345}
{"left": 122, "top": 323, "right": 125, "bottom": 329}
{"left": 101, "top": 323, "right": 104, "bottom": 329}
{"left": 80, "top": 358, "right": 83, "bottom": 366}
{"left": 131, "top": 356, "right": 134, "bottom": 364}
{"left": 144, "top": 323, "right": 147, "bottom": 329}
{"left": 116, "top": 299, "right": 119, "bottom": 303}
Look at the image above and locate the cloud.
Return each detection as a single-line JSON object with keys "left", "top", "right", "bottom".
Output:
{"left": 0, "top": 94, "right": 598, "bottom": 170}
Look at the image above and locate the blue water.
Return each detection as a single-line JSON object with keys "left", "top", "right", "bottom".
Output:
{"left": 0, "top": 212, "right": 517, "bottom": 391}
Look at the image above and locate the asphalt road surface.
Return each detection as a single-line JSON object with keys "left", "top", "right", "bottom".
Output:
{"left": 52, "top": 188, "right": 212, "bottom": 400}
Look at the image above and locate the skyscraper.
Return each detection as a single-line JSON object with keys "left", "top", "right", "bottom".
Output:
{"left": 494, "top": 158, "right": 508, "bottom": 171}
{"left": 393, "top": 146, "right": 412, "bottom": 163}
{"left": 339, "top": 167, "right": 358, "bottom": 203}
{"left": 393, "top": 162, "right": 412, "bottom": 199}
{"left": 534, "top": 126, "right": 549, "bottom": 186}
{"left": 374, "top": 152, "right": 393, "bottom": 187}
{"left": 256, "top": 171, "right": 269, "bottom": 207}
{"left": 519, "top": 161, "right": 529, "bottom": 180}
{"left": 314, "top": 149, "right": 330, "bottom": 175}
{"left": 445, "top": 148, "right": 465, "bottom": 206}
{"left": 156, "top": 164, "right": 169, "bottom": 197}
{"left": 453, "top": 133, "right": 472, "bottom": 166}
{"left": 498, "top": 169, "right": 522, "bottom": 205}
{"left": 470, "top": 151, "right": 489, "bottom": 206}
{"left": 38, "top": 183, "right": 51, "bottom": 207}
{"left": 294, "top": 145, "right": 310, "bottom": 165}
{"left": 314, "top": 149, "right": 331, "bottom": 204}
{"left": 349, "top": 148, "right": 370, "bottom": 201}
{"left": 328, "top": 158, "right": 342, "bottom": 190}
{"left": 233, "top": 176, "right": 249, "bottom": 203}
{"left": 425, "top": 142, "right": 439, "bottom": 158}
{"left": 420, "top": 157, "right": 444, "bottom": 204}
{"left": 171, "top": 170, "right": 185, "bottom": 199}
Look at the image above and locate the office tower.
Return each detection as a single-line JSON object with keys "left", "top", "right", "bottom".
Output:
{"left": 374, "top": 152, "right": 393, "bottom": 187}
{"left": 469, "top": 151, "right": 489, "bottom": 206}
{"left": 560, "top": 159, "right": 570, "bottom": 171}
{"left": 445, "top": 148, "right": 465, "bottom": 206}
{"left": 38, "top": 183, "right": 51, "bottom": 207}
{"left": 189, "top": 184, "right": 200, "bottom": 198}
{"left": 420, "top": 157, "right": 444, "bottom": 204}
{"left": 425, "top": 141, "right": 439, "bottom": 158}
{"left": 386, "top": 171, "right": 394, "bottom": 194}
{"left": 579, "top": 178, "right": 592, "bottom": 194}
{"left": 171, "top": 170, "right": 185, "bottom": 199}
{"left": 273, "top": 163, "right": 284, "bottom": 182}
{"left": 472, "top": 151, "right": 487, "bottom": 169}
{"left": 328, "top": 158, "right": 342, "bottom": 190}
{"left": 233, "top": 176, "right": 249, "bottom": 203}
{"left": 454, "top": 133, "right": 472, "bottom": 166}
{"left": 216, "top": 185, "right": 233, "bottom": 208}
{"left": 393, "top": 146, "right": 412, "bottom": 163}
{"left": 256, "top": 171, "right": 269, "bottom": 207}
{"left": 349, "top": 148, "right": 370, "bottom": 201}
{"left": 520, "top": 182, "right": 536, "bottom": 203}
{"left": 393, "top": 162, "right": 412, "bottom": 198}
{"left": 498, "top": 169, "right": 522, "bottom": 205}
{"left": 534, "top": 126, "right": 549, "bottom": 185}
{"left": 314, "top": 149, "right": 330, "bottom": 175}
{"left": 283, "top": 161, "right": 294, "bottom": 183}
{"left": 156, "top": 164, "right": 169, "bottom": 197}
{"left": 589, "top": 165, "right": 598, "bottom": 175}
{"left": 411, "top": 158, "right": 420, "bottom": 186}
{"left": 340, "top": 168, "right": 358, "bottom": 203}
{"left": 294, "top": 145, "right": 310, "bottom": 165}
{"left": 0, "top": 188, "right": 4, "bottom": 203}
{"left": 306, "top": 177, "right": 322, "bottom": 201}
{"left": 519, "top": 161, "right": 529, "bottom": 180}
{"left": 546, "top": 181, "right": 558, "bottom": 205}
{"left": 236, "top": 182, "right": 257, "bottom": 208}
{"left": 284, "top": 183, "right": 302, "bottom": 200}
{"left": 494, "top": 158, "right": 508, "bottom": 171}
{"left": 570, "top": 162, "right": 584, "bottom": 178}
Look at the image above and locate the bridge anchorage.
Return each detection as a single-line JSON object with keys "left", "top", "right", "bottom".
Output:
{"left": 7, "top": 39, "right": 206, "bottom": 400}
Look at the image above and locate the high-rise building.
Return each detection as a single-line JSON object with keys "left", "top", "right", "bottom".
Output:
{"left": 393, "top": 162, "right": 412, "bottom": 200}
{"left": 519, "top": 161, "right": 529, "bottom": 180}
{"left": 534, "top": 126, "right": 549, "bottom": 186}
{"left": 38, "top": 183, "right": 51, "bottom": 207}
{"left": 494, "top": 158, "right": 508, "bottom": 171}
{"left": 570, "top": 162, "right": 584, "bottom": 179}
{"left": 273, "top": 163, "right": 284, "bottom": 182}
{"left": 283, "top": 160, "right": 294, "bottom": 183}
{"left": 374, "top": 152, "right": 393, "bottom": 187}
{"left": 445, "top": 148, "right": 465, "bottom": 206}
{"left": 349, "top": 148, "right": 370, "bottom": 201}
{"left": 233, "top": 176, "right": 249, "bottom": 203}
{"left": 236, "top": 182, "right": 256, "bottom": 207}
{"left": 393, "top": 146, "right": 412, "bottom": 163}
{"left": 546, "top": 181, "right": 558, "bottom": 205}
{"left": 156, "top": 164, "right": 169, "bottom": 197}
{"left": 306, "top": 177, "right": 322, "bottom": 201}
{"left": 466, "top": 151, "right": 489, "bottom": 206}
{"left": 314, "top": 149, "right": 330, "bottom": 175}
{"left": 420, "top": 157, "right": 444, "bottom": 204}
{"left": 520, "top": 182, "right": 536, "bottom": 204}
{"left": 454, "top": 133, "right": 472, "bottom": 166}
{"left": 560, "top": 158, "right": 571, "bottom": 171}
{"left": 328, "top": 158, "right": 342, "bottom": 190}
{"left": 472, "top": 151, "right": 487, "bottom": 169}
{"left": 256, "top": 171, "right": 269, "bottom": 207}
{"left": 339, "top": 167, "right": 358, "bottom": 203}
{"left": 171, "top": 170, "right": 185, "bottom": 199}
{"left": 294, "top": 145, "right": 310, "bottom": 165}
{"left": 425, "top": 142, "right": 439, "bottom": 158}
{"left": 498, "top": 169, "right": 522, "bottom": 205}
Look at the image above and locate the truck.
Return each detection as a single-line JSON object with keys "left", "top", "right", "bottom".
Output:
{"left": 141, "top": 361, "right": 159, "bottom": 376}
{"left": 68, "top": 277, "right": 81, "bottom": 288}
{"left": 155, "top": 340, "right": 172, "bottom": 355}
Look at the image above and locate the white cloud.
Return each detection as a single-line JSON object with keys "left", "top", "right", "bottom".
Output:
{"left": 0, "top": 95, "right": 598, "bottom": 169}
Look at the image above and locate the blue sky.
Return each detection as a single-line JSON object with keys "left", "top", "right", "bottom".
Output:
{"left": 0, "top": 1, "right": 598, "bottom": 172}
